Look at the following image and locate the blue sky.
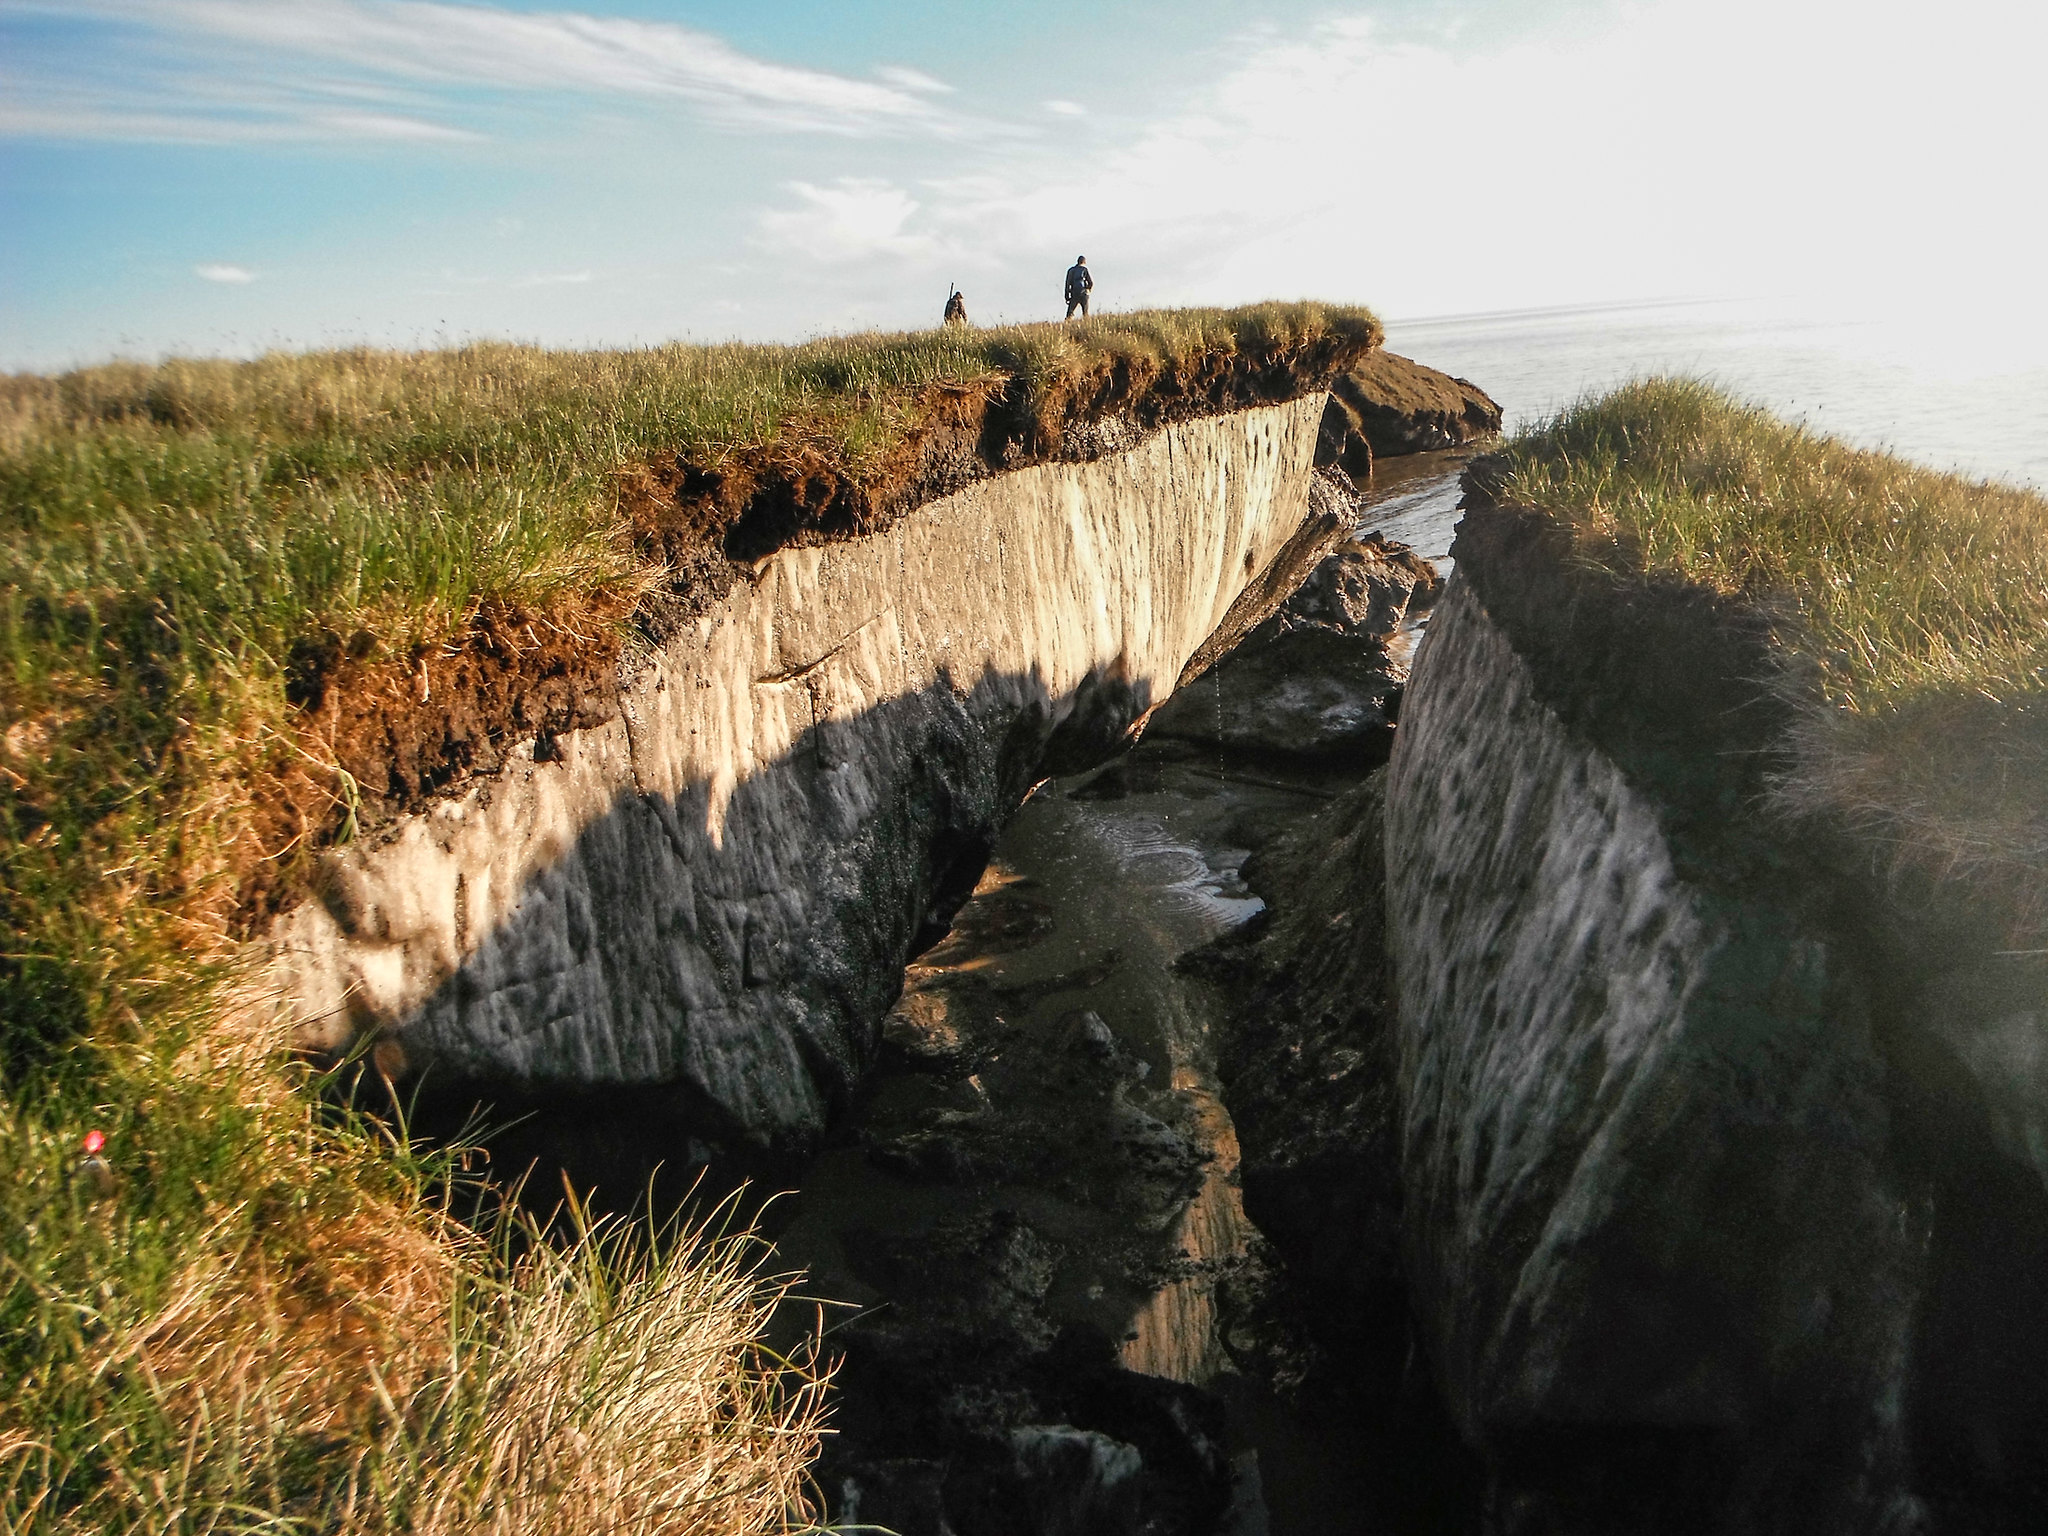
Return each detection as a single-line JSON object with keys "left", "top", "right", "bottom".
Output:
{"left": 2, "top": 0, "right": 2042, "bottom": 371}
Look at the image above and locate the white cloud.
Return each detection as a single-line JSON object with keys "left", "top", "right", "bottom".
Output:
{"left": 0, "top": 100, "right": 478, "bottom": 144}
{"left": 0, "top": 47, "right": 483, "bottom": 144}
{"left": 1042, "top": 100, "right": 1086, "bottom": 117}
{"left": 303, "top": 109, "right": 481, "bottom": 141}
{"left": 513, "top": 270, "right": 593, "bottom": 287}
{"left": 756, "top": 178, "right": 943, "bottom": 263}
{"left": 194, "top": 262, "right": 256, "bottom": 282}
{"left": 874, "top": 64, "right": 952, "bottom": 95}
{"left": 5, "top": 0, "right": 965, "bottom": 142}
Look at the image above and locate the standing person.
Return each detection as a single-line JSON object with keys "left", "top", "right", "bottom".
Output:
{"left": 1064, "top": 255, "right": 1093, "bottom": 319}
{"left": 943, "top": 285, "right": 968, "bottom": 326}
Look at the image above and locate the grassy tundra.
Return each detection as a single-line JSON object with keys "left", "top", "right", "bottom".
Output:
{"left": 0, "top": 304, "right": 1378, "bottom": 1534}
{"left": 1490, "top": 378, "right": 2048, "bottom": 931}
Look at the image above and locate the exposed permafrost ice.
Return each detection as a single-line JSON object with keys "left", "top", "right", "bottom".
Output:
{"left": 1386, "top": 578, "right": 1914, "bottom": 1525}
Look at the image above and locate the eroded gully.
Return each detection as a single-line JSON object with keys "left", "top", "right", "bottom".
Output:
{"left": 770, "top": 456, "right": 1475, "bottom": 1536}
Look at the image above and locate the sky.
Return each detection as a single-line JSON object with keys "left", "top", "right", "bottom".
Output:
{"left": 3, "top": 0, "right": 2045, "bottom": 371}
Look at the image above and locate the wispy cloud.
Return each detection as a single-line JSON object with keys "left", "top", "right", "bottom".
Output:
{"left": 311, "top": 109, "right": 483, "bottom": 141}
{"left": 873, "top": 65, "right": 952, "bottom": 95}
{"left": 2, "top": 0, "right": 965, "bottom": 143}
{"left": 512, "top": 270, "right": 593, "bottom": 288}
{"left": 0, "top": 96, "right": 483, "bottom": 146}
{"left": 1041, "top": 100, "right": 1086, "bottom": 117}
{"left": 194, "top": 262, "right": 256, "bottom": 282}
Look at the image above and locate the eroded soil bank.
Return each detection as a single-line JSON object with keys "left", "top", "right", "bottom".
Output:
{"left": 282, "top": 397, "right": 1333, "bottom": 1166}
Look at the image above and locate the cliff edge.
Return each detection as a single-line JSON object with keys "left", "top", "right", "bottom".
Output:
{"left": 1386, "top": 477, "right": 2048, "bottom": 1532}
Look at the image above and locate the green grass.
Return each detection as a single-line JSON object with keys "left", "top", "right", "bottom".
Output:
{"left": 0, "top": 303, "right": 1377, "bottom": 1533}
{"left": 1492, "top": 378, "right": 2048, "bottom": 922}
{"left": 1492, "top": 377, "right": 2048, "bottom": 713}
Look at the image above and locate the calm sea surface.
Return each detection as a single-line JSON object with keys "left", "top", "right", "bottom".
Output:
{"left": 1382, "top": 299, "right": 2048, "bottom": 492}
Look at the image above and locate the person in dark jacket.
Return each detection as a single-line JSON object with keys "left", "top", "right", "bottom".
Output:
{"left": 943, "top": 286, "right": 968, "bottom": 326}
{"left": 1064, "top": 256, "right": 1093, "bottom": 319}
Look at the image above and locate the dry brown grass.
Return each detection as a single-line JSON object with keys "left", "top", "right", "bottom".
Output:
{"left": 133, "top": 1199, "right": 461, "bottom": 1445}
{"left": 3, "top": 965, "right": 827, "bottom": 1536}
{"left": 397, "top": 1205, "right": 828, "bottom": 1536}
{"left": 3, "top": 1130, "right": 827, "bottom": 1536}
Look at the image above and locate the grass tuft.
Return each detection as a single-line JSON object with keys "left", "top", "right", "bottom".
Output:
{"left": 1490, "top": 377, "right": 2048, "bottom": 712}
{"left": 393, "top": 1194, "right": 828, "bottom": 1536}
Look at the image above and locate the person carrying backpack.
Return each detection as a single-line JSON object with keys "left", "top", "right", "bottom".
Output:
{"left": 1064, "top": 256, "right": 1093, "bottom": 319}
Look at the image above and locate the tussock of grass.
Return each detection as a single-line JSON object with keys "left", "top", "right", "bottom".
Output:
{"left": 397, "top": 1198, "right": 826, "bottom": 1536}
{"left": 1492, "top": 378, "right": 2048, "bottom": 925}
{"left": 1, "top": 957, "right": 827, "bottom": 1535}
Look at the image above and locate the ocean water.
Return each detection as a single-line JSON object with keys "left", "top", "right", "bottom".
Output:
{"left": 1382, "top": 298, "right": 2048, "bottom": 492}
{"left": 1349, "top": 453, "right": 1467, "bottom": 569}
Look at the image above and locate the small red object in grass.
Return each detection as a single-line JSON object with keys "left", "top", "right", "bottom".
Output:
{"left": 78, "top": 1131, "right": 116, "bottom": 1198}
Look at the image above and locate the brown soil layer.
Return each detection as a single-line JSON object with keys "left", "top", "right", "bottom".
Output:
{"left": 289, "top": 603, "right": 629, "bottom": 801}
{"left": 239, "top": 600, "right": 633, "bottom": 930}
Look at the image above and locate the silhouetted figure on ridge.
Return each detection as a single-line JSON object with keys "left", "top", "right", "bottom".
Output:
{"left": 943, "top": 286, "right": 968, "bottom": 326}
{"left": 1064, "top": 256, "right": 1092, "bottom": 319}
